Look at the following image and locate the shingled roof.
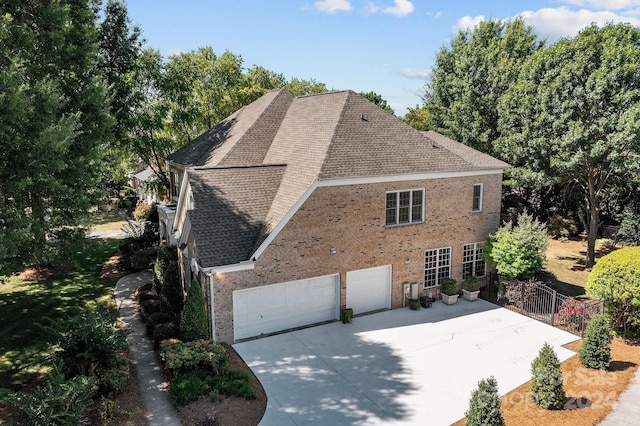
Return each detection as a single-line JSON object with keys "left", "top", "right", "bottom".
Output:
{"left": 176, "top": 89, "right": 510, "bottom": 267}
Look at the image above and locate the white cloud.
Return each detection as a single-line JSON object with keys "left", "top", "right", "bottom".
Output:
{"left": 364, "top": 1, "right": 380, "bottom": 14}
{"left": 454, "top": 15, "right": 485, "bottom": 32}
{"left": 382, "top": 0, "right": 414, "bottom": 17}
{"left": 166, "top": 48, "right": 183, "bottom": 57}
{"left": 518, "top": 7, "right": 640, "bottom": 41}
{"left": 558, "top": 0, "right": 640, "bottom": 9}
{"left": 398, "top": 67, "right": 432, "bottom": 79}
{"left": 314, "top": 0, "right": 352, "bottom": 13}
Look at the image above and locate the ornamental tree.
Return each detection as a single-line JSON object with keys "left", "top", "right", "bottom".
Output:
{"left": 530, "top": 343, "right": 566, "bottom": 410}
{"left": 586, "top": 247, "right": 640, "bottom": 336}
{"left": 181, "top": 280, "right": 209, "bottom": 342}
{"left": 484, "top": 212, "right": 548, "bottom": 280}
{"left": 465, "top": 376, "right": 505, "bottom": 426}
{"left": 579, "top": 314, "right": 612, "bottom": 370}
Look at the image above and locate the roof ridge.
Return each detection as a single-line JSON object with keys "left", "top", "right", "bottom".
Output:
{"left": 218, "top": 90, "right": 293, "bottom": 165}
{"left": 317, "top": 91, "right": 352, "bottom": 176}
{"left": 193, "top": 163, "right": 287, "bottom": 171}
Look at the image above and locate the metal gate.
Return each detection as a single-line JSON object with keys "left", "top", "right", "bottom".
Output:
{"left": 480, "top": 276, "right": 603, "bottom": 337}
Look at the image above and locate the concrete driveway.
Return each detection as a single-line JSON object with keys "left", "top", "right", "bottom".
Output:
{"left": 234, "top": 299, "right": 578, "bottom": 426}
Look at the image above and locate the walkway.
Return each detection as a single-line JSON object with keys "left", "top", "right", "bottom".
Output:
{"left": 114, "top": 271, "right": 181, "bottom": 426}
{"left": 599, "top": 367, "right": 640, "bottom": 425}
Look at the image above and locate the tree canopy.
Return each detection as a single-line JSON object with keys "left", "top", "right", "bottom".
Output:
{"left": 498, "top": 23, "right": 640, "bottom": 267}
{"left": 425, "top": 18, "right": 541, "bottom": 156}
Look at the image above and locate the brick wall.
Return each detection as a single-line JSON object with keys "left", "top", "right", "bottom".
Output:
{"left": 212, "top": 173, "right": 503, "bottom": 342}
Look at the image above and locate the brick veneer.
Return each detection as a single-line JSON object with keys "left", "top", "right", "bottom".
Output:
{"left": 211, "top": 173, "right": 503, "bottom": 342}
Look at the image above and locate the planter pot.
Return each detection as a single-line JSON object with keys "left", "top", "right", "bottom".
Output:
{"left": 409, "top": 299, "right": 421, "bottom": 310}
{"left": 341, "top": 308, "right": 353, "bottom": 323}
{"left": 462, "top": 289, "right": 480, "bottom": 302}
{"left": 441, "top": 293, "right": 459, "bottom": 305}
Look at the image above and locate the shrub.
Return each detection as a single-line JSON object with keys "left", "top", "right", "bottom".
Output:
{"left": 440, "top": 278, "right": 458, "bottom": 296}
{"left": 617, "top": 201, "right": 640, "bottom": 246}
{"left": 48, "top": 308, "right": 129, "bottom": 377}
{"left": 548, "top": 215, "right": 578, "bottom": 239}
{"left": 556, "top": 297, "right": 585, "bottom": 329}
{"left": 133, "top": 202, "right": 151, "bottom": 223}
{"left": 181, "top": 280, "right": 209, "bottom": 342}
{"left": 96, "top": 352, "right": 130, "bottom": 397}
{"left": 130, "top": 246, "right": 159, "bottom": 271}
{"left": 7, "top": 367, "right": 98, "bottom": 425}
{"left": 484, "top": 212, "right": 548, "bottom": 280}
{"left": 140, "top": 298, "right": 162, "bottom": 322}
{"left": 530, "top": 343, "right": 566, "bottom": 410}
{"left": 463, "top": 276, "right": 480, "bottom": 292}
{"left": 153, "top": 322, "right": 181, "bottom": 350}
{"left": 579, "top": 314, "right": 612, "bottom": 370}
{"left": 160, "top": 339, "right": 229, "bottom": 379}
{"left": 137, "top": 288, "right": 158, "bottom": 303}
{"left": 170, "top": 371, "right": 209, "bottom": 406}
{"left": 215, "top": 369, "right": 256, "bottom": 400}
{"left": 586, "top": 247, "right": 640, "bottom": 337}
{"left": 154, "top": 244, "right": 183, "bottom": 315}
{"left": 146, "top": 312, "right": 176, "bottom": 337}
{"left": 465, "top": 376, "right": 505, "bottom": 426}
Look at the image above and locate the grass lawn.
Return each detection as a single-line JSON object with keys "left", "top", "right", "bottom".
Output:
{"left": 83, "top": 206, "right": 128, "bottom": 232}
{"left": 0, "top": 237, "right": 120, "bottom": 389}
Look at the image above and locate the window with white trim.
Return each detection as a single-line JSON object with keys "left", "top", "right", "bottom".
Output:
{"left": 424, "top": 247, "right": 451, "bottom": 288}
{"left": 462, "top": 242, "right": 486, "bottom": 279}
{"left": 472, "top": 184, "right": 483, "bottom": 212}
{"left": 385, "top": 189, "right": 424, "bottom": 226}
{"left": 171, "top": 171, "right": 180, "bottom": 198}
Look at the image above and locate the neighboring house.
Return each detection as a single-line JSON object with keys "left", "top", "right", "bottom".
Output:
{"left": 132, "top": 167, "right": 159, "bottom": 205}
{"left": 165, "top": 89, "right": 510, "bottom": 343}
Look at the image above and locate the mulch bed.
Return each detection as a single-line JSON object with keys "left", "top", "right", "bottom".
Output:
{"left": 453, "top": 338, "right": 640, "bottom": 425}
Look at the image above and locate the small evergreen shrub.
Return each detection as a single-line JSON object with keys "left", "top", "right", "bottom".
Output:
{"left": 181, "top": 280, "right": 209, "bottom": 342}
{"left": 548, "top": 215, "right": 578, "bottom": 239}
{"left": 465, "top": 376, "right": 505, "bottom": 426}
{"left": 579, "top": 314, "right": 612, "bottom": 370}
{"left": 530, "top": 343, "right": 566, "bottom": 410}
{"left": 140, "top": 298, "right": 162, "bottom": 322}
{"left": 133, "top": 202, "right": 151, "bottom": 223}
{"left": 160, "top": 339, "right": 229, "bottom": 379}
{"left": 215, "top": 369, "right": 256, "bottom": 400}
{"left": 440, "top": 278, "right": 458, "bottom": 296}
{"left": 137, "top": 288, "right": 158, "bottom": 302}
{"left": 154, "top": 244, "right": 183, "bottom": 315}
{"left": 170, "top": 371, "right": 209, "bottom": 406}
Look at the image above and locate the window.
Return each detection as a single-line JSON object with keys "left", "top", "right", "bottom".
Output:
{"left": 386, "top": 189, "right": 424, "bottom": 226}
{"left": 424, "top": 247, "right": 451, "bottom": 288}
{"left": 472, "top": 184, "right": 483, "bottom": 212}
{"left": 171, "top": 171, "right": 180, "bottom": 198}
{"left": 463, "top": 242, "right": 486, "bottom": 279}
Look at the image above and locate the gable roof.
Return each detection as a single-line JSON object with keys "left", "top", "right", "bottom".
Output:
{"left": 175, "top": 89, "right": 510, "bottom": 268}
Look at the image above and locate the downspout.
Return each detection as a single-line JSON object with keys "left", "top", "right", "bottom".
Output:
{"left": 208, "top": 271, "right": 216, "bottom": 342}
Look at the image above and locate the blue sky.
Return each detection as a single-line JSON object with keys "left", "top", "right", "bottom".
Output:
{"left": 126, "top": 0, "right": 640, "bottom": 116}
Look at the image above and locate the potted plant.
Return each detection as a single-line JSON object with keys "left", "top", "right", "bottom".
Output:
{"left": 462, "top": 276, "right": 480, "bottom": 302}
{"left": 440, "top": 278, "right": 459, "bottom": 305}
{"left": 341, "top": 307, "right": 353, "bottom": 323}
{"left": 409, "top": 299, "right": 421, "bottom": 310}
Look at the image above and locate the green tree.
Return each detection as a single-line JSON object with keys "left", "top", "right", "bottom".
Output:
{"left": 426, "top": 18, "right": 541, "bottom": 156}
{"left": 530, "top": 343, "right": 566, "bottom": 410}
{"left": 465, "top": 376, "right": 505, "bottom": 426}
{"left": 402, "top": 105, "right": 430, "bottom": 130}
{"left": 0, "top": 0, "right": 112, "bottom": 273}
{"left": 484, "top": 212, "right": 548, "bottom": 280}
{"left": 154, "top": 244, "right": 184, "bottom": 315}
{"left": 283, "top": 77, "right": 328, "bottom": 96}
{"left": 579, "top": 314, "right": 612, "bottom": 370}
{"left": 360, "top": 91, "right": 394, "bottom": 115}
{"left": 617, "top": 199, "right": 640, "bottom": 246}
{"left": 586, "top": 247, "right": 640, "bottom": 336}
{"left": 498, "top": 23, "right": 640, "bottom": 267}
{"left": 181, "top": 281, "right": 209, "bottom": 342}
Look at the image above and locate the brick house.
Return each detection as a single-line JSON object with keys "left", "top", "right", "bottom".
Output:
{"left": 165, "top": 89, "right": 510, "bottom": 343}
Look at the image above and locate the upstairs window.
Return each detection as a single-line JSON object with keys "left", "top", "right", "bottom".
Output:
{"left": 385, "top": 189, "right": 424, "bottom": 226}
{"left": 171, "top": 171, "right": 180, "bottom": 198}
{"left": 472, "top": 184, "right": 483, "bottom": 212}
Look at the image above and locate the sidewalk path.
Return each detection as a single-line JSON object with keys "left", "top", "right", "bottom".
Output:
{"left": 114, "top": 271, "right": 181, "bottom": 426}
{"left": 599, "top": 367, "right": 640, "bottom": 425}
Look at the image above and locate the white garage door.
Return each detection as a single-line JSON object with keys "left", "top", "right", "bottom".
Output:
{"left": 346, "top": 265, "right": 392, "bottom": 315}
{"left": 233, "top": 274, "right": 339, "bottom": 341}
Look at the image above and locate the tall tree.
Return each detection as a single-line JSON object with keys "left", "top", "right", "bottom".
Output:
{"left": 360, "top": 91, "right": 394, "bottom": 115}
{"left": 0, "top": 0, "right": 112, "bottom": 273}
{"left": 426, "top": 18, "right": 542, "bottom": 156}
{"left": 498, "top": 23, "right": 640, "bottom": 267}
